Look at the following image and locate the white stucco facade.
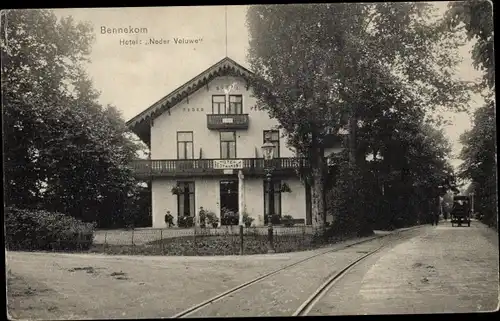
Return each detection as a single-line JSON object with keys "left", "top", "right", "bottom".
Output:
{"left": 150, "top": 76, "right": 296, "bottom": 160}
{"left": 152, "top": 176, "right": 307, "bottom": 228}
{"left": 128, "top": 58, "right": 319, "bottom": 228}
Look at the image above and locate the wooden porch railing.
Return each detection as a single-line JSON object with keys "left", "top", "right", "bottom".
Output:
{"left": 130, "top": 157, "right": 308, "bottom": 177}
{"left": 206, "top": 114, "right": 249, "bottom": 129}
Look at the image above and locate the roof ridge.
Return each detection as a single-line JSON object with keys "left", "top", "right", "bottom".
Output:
{"left": 126, "top": 56, "right": 255, "bottom": 146}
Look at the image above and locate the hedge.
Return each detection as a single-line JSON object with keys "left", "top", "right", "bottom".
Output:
{"left": 4, "top": 207, "right": 96, "bottom": 251}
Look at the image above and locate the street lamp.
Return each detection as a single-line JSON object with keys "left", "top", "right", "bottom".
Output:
{"left": 470, "top": 192, "right": 475, "bottom": 216}
{"left": 261, "top": 138, "right": 275, "bottom": 254}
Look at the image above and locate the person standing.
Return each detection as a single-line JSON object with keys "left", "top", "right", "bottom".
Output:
{"left": 434, "top": 211, "right": 440, "bottom": 226}
{"left": 198, "top": 206, "right": 206, "bottom": 228}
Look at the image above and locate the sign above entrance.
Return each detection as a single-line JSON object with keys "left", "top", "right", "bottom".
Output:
{"left": 214, "top": 159, "right": 244, "bottom": 170}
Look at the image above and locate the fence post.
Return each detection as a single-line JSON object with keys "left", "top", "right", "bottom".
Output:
{"left": 239, "top": 225, "right": 244, "bottom": 255}
{"left": 193, "top": 226, "right": 197, "bottom": 255}
{"left": 302, "top": 225, "right": 306, "bottom": 248}
{"left": 131, "top": 228, "right": 135, "bottom": 254}
{"left": 160, "top": 229, "right": 164, "bottom": 254}
{"left": 104, "top": 231, "right": 108, "bottom": 250}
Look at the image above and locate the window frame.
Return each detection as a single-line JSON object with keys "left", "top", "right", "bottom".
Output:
{"left": 176, "top": 181, "right": 195, "bottom": 218}
{"left": 263, "top": 179, "right": 282, "bottom": 221}
{"left": 176, "top": 131, "right": 194, "bottom": 160}
{"left": 263, "top": 130, "right": 280, "bottom": 158}
{"left": 228, "top": 94, "right": 243, "bottom": 115}
{"left": 212, "top": 95, "right": 227, "bottom": 114}
{"left": 219, "top": 131, "right": 237, "bottom": 159}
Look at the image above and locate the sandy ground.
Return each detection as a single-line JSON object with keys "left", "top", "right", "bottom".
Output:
{"left": 309, "top": 220, "right": 499, "bottom": 315}
{"left": 186, "top": 227, "right": 423, "bottom": 317}
{"left": 7, "top": 231, "right": 393, "bottom": 320}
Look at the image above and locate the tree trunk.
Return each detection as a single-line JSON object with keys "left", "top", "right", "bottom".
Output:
{"left": 309, "top": 130, "right": 326, "bottom": 232}
{"left": 348, "top": 110, "right": 357, "bottom": 167}
{"left": 311, "top": 165, "right": 326, "bottom": 230}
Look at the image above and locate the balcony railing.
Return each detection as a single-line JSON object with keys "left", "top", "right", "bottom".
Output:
{"left": 131, "top": 157, "right": 308, "bottom": 178}
{"left": 207, "top": 114, "right": 249, "bottom": 130}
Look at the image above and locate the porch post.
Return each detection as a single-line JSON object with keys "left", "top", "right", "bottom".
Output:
{"left": 238, "top": 170, "right": 245, "bottom": 226}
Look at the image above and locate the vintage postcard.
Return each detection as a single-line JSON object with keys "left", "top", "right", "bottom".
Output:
{"left": 3, "top": 3, "right": 498, "bottom": 319}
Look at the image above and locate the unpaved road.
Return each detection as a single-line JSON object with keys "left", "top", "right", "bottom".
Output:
{"left": 7, "top": 232, "right": 388, "bottom": 320}
{"left": 9, "top": 223, "right": 493, "bottom": 319}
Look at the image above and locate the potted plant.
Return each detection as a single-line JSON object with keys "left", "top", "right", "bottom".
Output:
{"left": 271, "top": 214, "right": 281, "bottom": 225}
{"left": 178, "top": 215, "right": 194, "bottom": 228}
{"left": 206, "top": 211, "right": 219, "bottom": 228}
{"left": 281, "top": 215, "right": 295, "bottom": 227}
{"left": 242, "top": 212, "right": 254, "bottom": 228}
{"left": 280, "top": 182, "right": 292, "bottom": 193}
{"left": 171, "top": 185, "right": 183, "bottom": 195}
{"left": 164, "top": 211, "right": 174, "bottom": 227}
{"left": 221, "top": 208, "right": 239, "bottom": 226}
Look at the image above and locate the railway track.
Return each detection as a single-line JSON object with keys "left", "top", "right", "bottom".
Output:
{"left": 171, "top": 226, "right": 422, "bottom": 318}
{"left": 292, "top": 244, "right": 384, "bottom": 316}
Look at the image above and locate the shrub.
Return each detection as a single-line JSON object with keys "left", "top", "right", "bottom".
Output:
{"left": 178, "top": 215, "right": 195, "bottom": 228}
{"left": 281, "top": 215, "right": 295, "bottom": 227}
{"left": 206, "top": 211, "right": 219, "bottom": 227}
{"left": 326, "top": 160, "right": 376, "bottom": 238}
{"left": 5, "top": 207, "right": 95, "bottom": 251}
{"left": 242, "top": 211, "right": 254, "bottom": 227}
{"left": 221, "top": 208, "right": 238, "bottom": 226}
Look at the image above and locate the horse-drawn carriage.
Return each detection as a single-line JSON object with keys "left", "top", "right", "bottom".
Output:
{"left": 450, "top": 195, "right": 471, "bottom": 227}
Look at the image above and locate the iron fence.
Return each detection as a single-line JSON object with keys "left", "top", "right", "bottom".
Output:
{"left": 91, "top": 225, "right": 322, "bottom": 256}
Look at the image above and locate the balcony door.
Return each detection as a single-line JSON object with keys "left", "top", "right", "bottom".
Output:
{"left": 263, "top": 180, "right": 282, "bottom": 224}
{"left": 212, "top": 95, "right": 226, "bottom": 114}
{"left": 263, "top": 130, "right": 280, "bottom": 158}
{"left": 220, "top": 131, "right": 236, "bottom": 159}
{"left": 177, "top": 131, "right": 194, "bottom": 170}
{"left": 228, "top": 95, "right": 243, "bottom": 114}
{"left": 220, "top": 180, "right": 239, "bottom": 226}
{"left": 212, "top": 94, "right": 243, "bottom": 115}
{"left": 177, "top": 181, "right": 195, "bottom": 218}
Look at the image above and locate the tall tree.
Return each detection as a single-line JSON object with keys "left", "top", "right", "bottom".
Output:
{"left": 458, "top": 101, "right": 496, "bottom": 227}
{"left": 444, "top": 1, "right": 496, "bottom": 227}
{"left": 2, "top": 9, "right": 141, "bottom": 227}
{"left": 444, "top": 0, "right": 494, "bottom": 91}
{"left": 246, "top": 3, "right": 469, "bottom": 232}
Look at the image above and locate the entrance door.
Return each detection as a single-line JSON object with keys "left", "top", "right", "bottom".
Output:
{"left": 220, "top": 180, "right": 239, "bottom": 225}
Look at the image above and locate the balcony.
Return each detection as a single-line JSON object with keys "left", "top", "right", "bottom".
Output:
{"left": 130, "top": 157, "right": 308, "bottom": 178}
{"left": 207, "top": 114, "right": 249, "bottom": 130}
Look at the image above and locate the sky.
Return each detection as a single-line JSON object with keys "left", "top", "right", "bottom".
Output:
{"left": 53, "top": 3, "right": 486, "bottom": 170}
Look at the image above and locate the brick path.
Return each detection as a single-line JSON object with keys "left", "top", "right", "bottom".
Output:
{"left": 311, "top": 220, "right": 499, "bottom": 314}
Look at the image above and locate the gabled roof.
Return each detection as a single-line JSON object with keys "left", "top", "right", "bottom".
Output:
{"left": 126, "top": 57, "right": 254, "bottom": 147}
